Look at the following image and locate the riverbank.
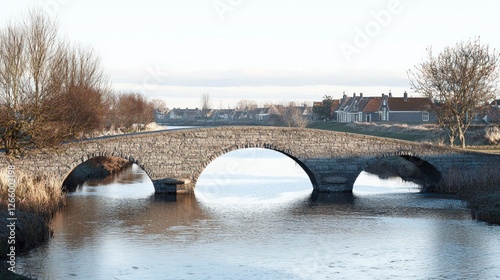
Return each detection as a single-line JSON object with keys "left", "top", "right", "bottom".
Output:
{"left": 0, "top": 211, "right": 49, "bottom": 280}
{"left": 1, "top": 156, "right": 131, "bottom": 279}
{"left": 0, "top": 169, "right": 65, "bottom": 279}
{"left": 436, "top": 167, "right": 500, "bottom": 225}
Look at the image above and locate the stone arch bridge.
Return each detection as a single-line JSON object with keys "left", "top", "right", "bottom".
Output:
{"left": 1, "top": 126, "right": 498, "bottom": 194}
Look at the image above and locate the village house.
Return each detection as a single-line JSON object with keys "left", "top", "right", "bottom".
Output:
{"left": 155, "top": 108, "right": 203, "bottom": 123}
{"left": 208, "top": 109, "right": 236, "bottom": 121}
{"left": 480, "top": 99, "right": 500, "bottom": 124}
{"left": 320, "top": 91, "right": 436, "bottom": 124}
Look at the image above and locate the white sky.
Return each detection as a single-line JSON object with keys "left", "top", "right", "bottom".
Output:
{"left": 2, "top": 0, "right": 499, "bottom": 108}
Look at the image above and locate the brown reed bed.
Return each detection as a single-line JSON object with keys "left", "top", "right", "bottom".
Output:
{"left": 437, "top": 167, "right": 500, "bottom": 225}
{"left": 0, "top": 169, "right": 66, "bottom": 262}
{"left": 0, "top": 169, "right": 66, "bottom": 218}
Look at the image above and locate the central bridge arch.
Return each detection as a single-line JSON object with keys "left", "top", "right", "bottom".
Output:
{"left": 193, "top": 144, "right": 319, "bottom": 188}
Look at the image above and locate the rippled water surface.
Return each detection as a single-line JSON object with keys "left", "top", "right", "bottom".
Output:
{"left": 18, "top": 149, "right": 500, "bottom": 280}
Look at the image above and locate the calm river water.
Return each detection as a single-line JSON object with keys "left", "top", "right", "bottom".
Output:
{"left": 18, "top": 149, "right": 500, "bottom": 280}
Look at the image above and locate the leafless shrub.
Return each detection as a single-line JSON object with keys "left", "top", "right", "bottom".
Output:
{"left": 485, "top": 125, "right": 500, "bottom": 145}
{"left": 108, "top": 92, "right": 155, "bottom": 132}
{"left": 272, "top": 101, "right": 310, "bottom": 128}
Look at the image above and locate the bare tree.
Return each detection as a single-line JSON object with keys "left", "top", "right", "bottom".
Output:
{"left": 111, "top": 92, "right": 154, "bottom": 131}
{"left": 272, "top": 101, "right": 310, "bottom": 128}
{"left": 151, "top": 98, "right": 168, "bottom": 113}
{"left": 409, "top": 38, "right": 499, "bottom": 147}
{"left": 50, "top": 45, "right": 111, "bottom": 137}
{"left": 236, "top": 99, "right": 258, "bottom": 110}
{"left": 0, "top": 23, "right": 27, "bottom": 153}
{"left": 0, "top": 10, "right": 62, "bottom": 153}
{"left": 0, "top": 10, "right": 110, "bottom": 154}
{"left": 200, "top": 93, "right": 211, "bottom": 119}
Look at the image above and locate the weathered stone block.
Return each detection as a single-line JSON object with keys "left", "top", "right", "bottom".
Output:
{"left": 324, "top": 176, "right": 348, "bottom": 184}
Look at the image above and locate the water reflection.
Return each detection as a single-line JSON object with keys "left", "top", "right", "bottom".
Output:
{"left": 70, "top": 165, "right": 155, "bottom": 198}
{"left": 353, "top": 171, "right": 421, "bottom": 195}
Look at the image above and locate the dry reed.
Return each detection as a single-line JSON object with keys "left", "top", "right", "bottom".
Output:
{"left": 439, "top": 167, "right": 500, "bottom": 224}
{"left": 0, "top": 169, "right": 66, "bottom": 218}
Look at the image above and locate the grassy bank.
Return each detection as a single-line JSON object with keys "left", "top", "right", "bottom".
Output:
{"left": 437, "top": 168, "right": 500, "bottom": 225}
{"left": 308, "top": 122, "right": 497, "bottom": 146}
{"left": 308, "top": 122, "right": 441, "bottom": 142}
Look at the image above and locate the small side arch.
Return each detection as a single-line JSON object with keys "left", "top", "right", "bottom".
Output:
{"left": 193, "top": 143, "right": 318, "bottom": 187}
{"left": 62, "top": 151, "right": 155, "bottom": 188}
{"left": 363, "top": 151, "right": 442, "bottom": 190}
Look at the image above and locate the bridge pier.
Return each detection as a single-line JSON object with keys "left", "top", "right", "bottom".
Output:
{"left": 153, "top": 178, "right": 194, "bottom": 194}
{"left": 314, "top": 176, "right": 355, "bottom": 193}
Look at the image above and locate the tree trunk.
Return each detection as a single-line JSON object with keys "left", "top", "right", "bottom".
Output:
{"left": 457, "top": 122, "right": 466, "bottom": 148}
{"left": 448, "top": 135, "right": 455, "bottom": 147}
{"left": 459, "top": 132, "right": 466, "bottom": 148}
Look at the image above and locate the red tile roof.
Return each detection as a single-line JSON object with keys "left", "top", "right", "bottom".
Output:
{"left": 388, "top": 97, "right": 432, "bottom": 111}
{"left": 330, "top": 100, "right": 340, "bottom": 111}
{"left": 362, "top": 98, "right": 382, "bottom": 112}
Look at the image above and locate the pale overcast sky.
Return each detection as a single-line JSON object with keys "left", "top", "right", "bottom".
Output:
{"left": 2, "top": 0, "right": 499, "bottom": 108}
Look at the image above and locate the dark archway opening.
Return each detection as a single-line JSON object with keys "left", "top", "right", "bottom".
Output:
{"left": 400, "top": 155, "right": 442, "bottom": 191}
{"left": 63, "top": 156, "right": 153, "bottom": 193}
{"left": 356, "top": 155, "right": 442, "bottom": 194}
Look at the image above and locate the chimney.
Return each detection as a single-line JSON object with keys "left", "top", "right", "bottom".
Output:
{"left": 388, "top": 90, "right": 392, "bottom": 97}
{"left": 404, "top": 91, "right": 408, "bottom": 101}
{"left": 353, "top": 93, "right": 356, "bottom": 98}
{"left": 360, "top": 93, "right": 363, "bottom": 98}
{"left": 382, "top": 93, "right": 388, "bottom": 105}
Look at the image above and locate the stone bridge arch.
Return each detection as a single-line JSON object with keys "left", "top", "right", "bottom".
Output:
{"left": 361, "top": 150, "right": 443, "bottom": 190}
{"left": 62, "top": 151, "right": 155, "bottom": 187}
{"left": 192, "top": 143, "right": 319, "bottom": 188}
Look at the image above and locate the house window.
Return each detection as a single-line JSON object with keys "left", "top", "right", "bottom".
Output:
{"left": 422, "top": 111, "right": 429, "bottom": 122}
{"left": 381, "top": 108, "right": 388, "bottom": 121}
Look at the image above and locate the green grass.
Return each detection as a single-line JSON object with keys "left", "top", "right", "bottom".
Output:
{"left": 463, "top": 147, "right": 500, "bottom": 154}
{"left": 307, "top": 123, "right": 430, "bottom": 142}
